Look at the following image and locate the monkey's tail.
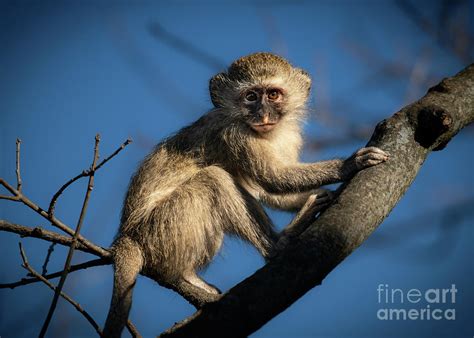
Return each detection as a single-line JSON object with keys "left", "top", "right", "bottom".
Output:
{"left": 103, "top": 237, "right": 143, "bottom": 338}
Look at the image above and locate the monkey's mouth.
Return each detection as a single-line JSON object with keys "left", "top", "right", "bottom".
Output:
{"left": 250, "top": 122, "right": 278, "bottom": 133}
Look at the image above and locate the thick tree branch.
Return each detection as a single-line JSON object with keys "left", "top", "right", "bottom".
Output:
{"left": 160, "top": 64, "right": 474, "bottom": 337}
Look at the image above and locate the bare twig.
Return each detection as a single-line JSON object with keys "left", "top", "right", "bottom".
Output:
{"left": 1, "top": 136, "right": 141, "bottom": 336}
{"left": 15, "top": 138, "right": 22, "bottom": 192}
{"left": 47, "top": 170, "right": 90, "bottom": 213}
{"left": 0, "top": 138, "right": 23, "bottom": 201}
{"left": 0, "top": 217, "right": 213, "bottom": 310}
{"left": 40, "top": 134, "right": 101, "bottom": 337}
{"left": 0, "top": 220, "right": 109, "bottom": 257}
{"left": 126, "top": 320, "right": 142, "bottom": 338}
{"left": 96, "top": 138, "right": 132, "bottom": 170}
{"left": 1, "top": 257, "right": 110, "bottom": 289}
{"left": 41, "top": 243, "right": 56, "bottom": 276}
{"left": 0, "top": 179, "right": 108, "bottom": 256}
{"left": 48, "top": 138, "right": 132, "bottom": 216}
{"left": 19, "top": 243, "right": 103, "bottom": 336}
{"left": 0, "top": 194, "right": 20, "bottom": 201}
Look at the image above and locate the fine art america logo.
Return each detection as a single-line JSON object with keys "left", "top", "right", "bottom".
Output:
{"left": 377, "top": 284, "right": 457, "bottom": 321}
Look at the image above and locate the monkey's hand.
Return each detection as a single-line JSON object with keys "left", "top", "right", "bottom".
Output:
{"left": 310, "top": 188, "right": 335, "bottom": 203}
{"left": 343, "top": 147, "right": 389, "bottom": 175}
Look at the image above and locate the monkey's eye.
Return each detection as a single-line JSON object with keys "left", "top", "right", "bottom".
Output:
{"left": 267, "top": 90, "right": 280, "bottom": 100}
{"left": 245, "top": 91, "right": 258, "bottom": 102}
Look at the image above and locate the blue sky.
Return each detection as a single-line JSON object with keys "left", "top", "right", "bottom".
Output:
{"left": 0, "top": 1, "right": 473, "bottom": 337}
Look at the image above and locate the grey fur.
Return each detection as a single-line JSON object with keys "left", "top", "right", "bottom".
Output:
{"left": 103, "top": 52, "right": 388, "bottom": 337}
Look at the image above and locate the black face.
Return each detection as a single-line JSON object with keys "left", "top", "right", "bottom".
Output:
{"left": 240, "top": 86, "right": 286, "bottom": 133}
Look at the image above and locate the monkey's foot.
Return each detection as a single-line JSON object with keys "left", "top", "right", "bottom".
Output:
{"left": 168, "top": 274, "right": 222, "bottom": 309}
{"left": 274, "top": 191, "right": 333, "bottom": 255}
{"left": 310, "top": 188, "right": 335, "bottom": 206}
{"left": 184, "top": 273, "right": 221, "bottom": 295}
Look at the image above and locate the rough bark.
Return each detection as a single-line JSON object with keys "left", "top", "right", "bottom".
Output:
{"left": 161, "top": 64, "right": 474, "bottom": 337}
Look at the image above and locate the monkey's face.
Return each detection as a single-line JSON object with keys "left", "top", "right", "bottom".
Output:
{"left": 239, "top": 86, "right": 286, "bottom": 134}
{"left": 209, "top": 53, "right": 312, "bottom": 129}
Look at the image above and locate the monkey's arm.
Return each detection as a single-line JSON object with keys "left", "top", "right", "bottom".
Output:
{"left": 253, "top": 147, "right": 389, "bottom": 194}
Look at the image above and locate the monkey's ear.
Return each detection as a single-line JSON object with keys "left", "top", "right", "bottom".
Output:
{"left": 295, "top": 68, "right": 312, "bottom": 95}
{"left": 209, "top": 72, "right": 230, "bottom": 108}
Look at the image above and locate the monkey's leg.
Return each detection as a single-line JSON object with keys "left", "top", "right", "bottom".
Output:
{"left": 104, "top": 238, "right": 143, "bottom": 338}
{"left": 230, "top": 187, "right": 280, "bottom": 260}
{"left": 136, "top": 166, "right": 231, "bottom": 309}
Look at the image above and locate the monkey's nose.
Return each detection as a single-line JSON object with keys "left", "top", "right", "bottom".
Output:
{"left": 262, "top": 114, "right": 270, "bottom": 124}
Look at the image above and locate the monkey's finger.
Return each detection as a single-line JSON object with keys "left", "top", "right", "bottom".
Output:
{"left": 299, "top": 194, "right": 319, "bottom": 216}
{"left": 358, "top": 152, "right": 389, "bottom": 162}
{"left": 309, "top": 204, "right": 330, "bottom": 215}
{"left": 305, "top": 194, "right": 318, "bottom": 205}
{"left": 301, "top": 195, "right": 326, "bottom": 214}
{"left": 356, "top": 146, "right": 386, "bottom": 155}
{"left": 308, "top": 196, "right": 332, "bottom": 213}
{"left": 317, "top": 189, "right": 336, "bottom": 201}
{"left": 308, "top": 193, "right": 331, "bottom": 204}
{"left": 312, "top": 188, "right": 332, "bottom": 199}
{"left": 356, "top": 147, "right": 389, "bottom": 157}
{"left": 314, "top": 195, "right": 331, "bottom": 204}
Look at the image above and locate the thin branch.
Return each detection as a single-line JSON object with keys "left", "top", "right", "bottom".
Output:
{"left": 40, "top": 134, "right": 101, "bottom": 338}
{"left": 96, "top": 137, "right": 132, "bottom": 171}
{"left": 0, "top": 218, "right": 212, "bottom": 310}
{"left": 41, "top": 243, "right": 56, "bottom": 276}
{"left": 0, "top": 194, "right": 20, "bottom": 201}
{"left": 0, "top": 179, "right": 108, "bottom": 256}
{"left": 19, "top": 243, "right": 103, "bottom": 336}
{"left": 0, "top": 257, "right": 109, "bottom": 289}
{"left": 0, "top": 138, "right": 22, "bottom": 201}
{"left": 0, "top": 220, "right": 109, "bottom": 257}
{"left": 47, "top": 170, "right": 89, "bottom": 214}
{"left": 15, "top": 138, "right": 22, "bottom": 192}
{"left": 48, "top": 137, "right": 132, "bottom": 216}
{"left": 1, "top": 136, "right": 141, "bottom": 336}
{"left": 126, "top": 320, "right": 142, "bottom": 338}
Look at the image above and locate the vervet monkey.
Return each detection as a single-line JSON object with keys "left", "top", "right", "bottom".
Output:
{"left": 103, "top": 52, "right": 388, "bottom": 337}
